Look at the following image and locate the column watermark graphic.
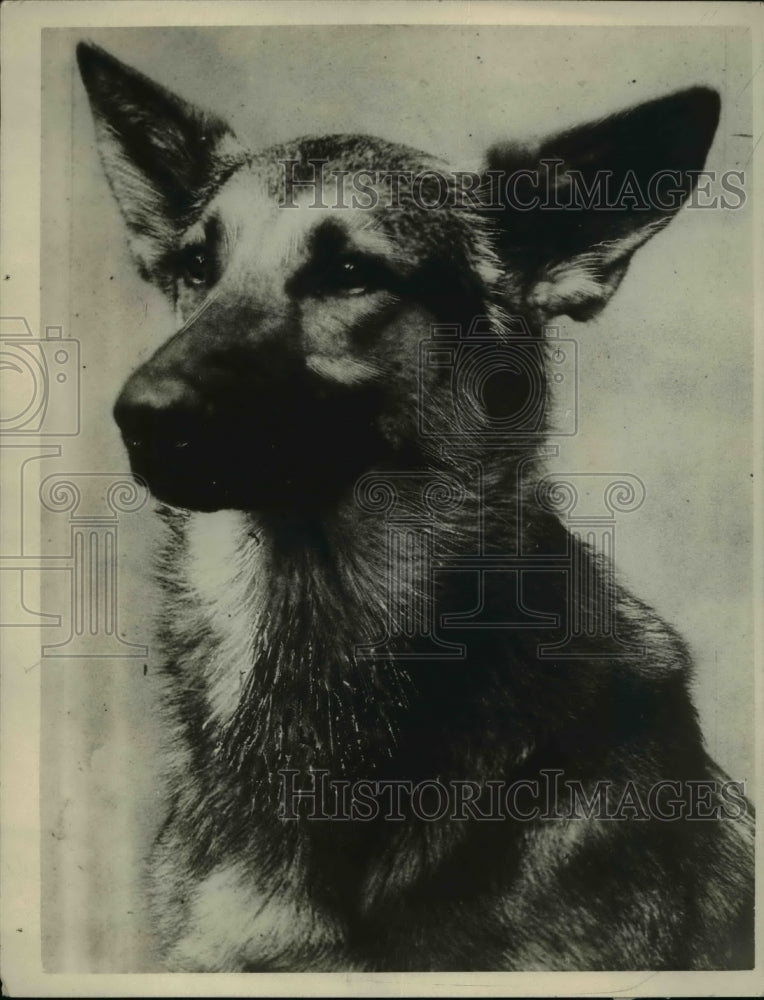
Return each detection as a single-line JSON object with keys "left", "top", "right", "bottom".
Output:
{"left": 353, "top": 470, "right": 468, "bottom": 660}
{"left": 39, "top": 474, "right": 148, "bottom": 657}
{"left": 534, "top": 472, "right": 646, "bottom": 658}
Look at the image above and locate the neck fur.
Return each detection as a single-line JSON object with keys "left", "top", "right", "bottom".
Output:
{"left": 155, "top": 456, "right": 540, "bottom": 789}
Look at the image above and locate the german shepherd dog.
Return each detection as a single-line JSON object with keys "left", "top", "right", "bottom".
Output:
{"left": 77, "top": 41, "right": 753, "bottom": 971}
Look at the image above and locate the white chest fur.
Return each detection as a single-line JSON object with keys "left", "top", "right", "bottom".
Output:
{"left": 182, "top": 509, "right": 266, "bottom": 727}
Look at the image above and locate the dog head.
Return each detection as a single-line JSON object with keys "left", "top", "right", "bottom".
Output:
{"left": 77, "top": 42, "right": 719, "bottom": 513}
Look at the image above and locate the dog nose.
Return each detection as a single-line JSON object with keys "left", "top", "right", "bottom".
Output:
{"left": 113, "top": 372, "right": 204, "bottom": 450}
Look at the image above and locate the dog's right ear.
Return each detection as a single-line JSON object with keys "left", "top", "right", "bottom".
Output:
{"left": 76, "top": 42, "right": 245, "bottom": 276}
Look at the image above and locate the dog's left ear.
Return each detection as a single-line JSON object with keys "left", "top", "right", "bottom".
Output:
{"left": 76, "top": 42, "right": 245, "bottom": 275}
{"left": 486, "top": 88, "right": 720, "bottom": 321}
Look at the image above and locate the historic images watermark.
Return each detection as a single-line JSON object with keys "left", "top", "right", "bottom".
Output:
{"left": 278, "top": 160, "right": 747, "bottom": 212}
{"left": 279, "top": 769, "right": 750, "bottom": 823}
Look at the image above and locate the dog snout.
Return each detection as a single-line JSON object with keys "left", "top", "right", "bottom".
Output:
{"left": 114, "top": 371, "right": 205, "bottom": 450}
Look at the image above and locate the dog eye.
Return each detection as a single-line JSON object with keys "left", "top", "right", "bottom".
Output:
{"left": 337, "top": 259, "right": 365, "bottom": 293}
{"left": 287, "top": 251, "right": 396, "bottom": 300}
{"left": 325, "top": 256, "right": 386, "bottom": 296}
{"left": 179, "top": 247, "right": 210, "bottom": 287}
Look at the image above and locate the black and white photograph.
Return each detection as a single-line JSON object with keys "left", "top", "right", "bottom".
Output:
{"left": 1, "top": 2, "right": 762, "bottom": 995}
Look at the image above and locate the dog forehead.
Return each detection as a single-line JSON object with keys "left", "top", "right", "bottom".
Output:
{"left": 261, "top": 132, "right": 438, "bottom": 179}
{"left": 206, "top": 165, "right": 396, "bottom": 266}
{"left": 199, "top": 133, "right": 483, "bottom": 271}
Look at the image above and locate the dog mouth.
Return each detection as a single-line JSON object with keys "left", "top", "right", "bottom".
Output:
{"left": 116, "top": 387, "right": 387, "bottom": 513}
{"left": 125, "top": 436, "right": 358, "bottom": 513}
{"left": 123, "top": 437, "right": 247, "bottom": 512}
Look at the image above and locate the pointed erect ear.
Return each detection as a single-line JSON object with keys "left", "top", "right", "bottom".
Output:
{"left": 76, "top": 41, "right": 246, "bottom": 275}
{"left": 485, "top": 88, "right": 721, "bottom": 321}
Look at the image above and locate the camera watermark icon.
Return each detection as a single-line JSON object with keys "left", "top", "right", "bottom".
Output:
{"left": 0, "top": 317, "right": 80, "bottom": 436}
{"left": 418, "top": 315, "right": 577, "bottom": 440}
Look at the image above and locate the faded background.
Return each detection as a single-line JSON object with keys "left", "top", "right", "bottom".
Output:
{"left": 38, "top": 26, "right": 753, "bottom": 971}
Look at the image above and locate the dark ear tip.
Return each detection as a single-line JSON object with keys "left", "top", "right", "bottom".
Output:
{"left": 76, "top": 40, "right": 107, "bottom": 89}
{"left": 75, "top": 40, "right": 102, "bottom": 74}
{"left": 76, "top": 40, "right": 129, "bottom": 90}
{"left": 691, "top": 85, "right": 721, "bottom": 109}
{"left": 615, "top": 86, "right": 721, "bottom": 160}
{"left": 685, "top": 85, "right": 721, "bottom": 123}
{"left": 680, "top": 86, "right": 722, "bottom": 152}
{"left": 660, "top": 86, "right": 721, "bottom": 138}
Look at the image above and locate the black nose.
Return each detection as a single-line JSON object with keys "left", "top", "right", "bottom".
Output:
{"left": 113, "top": 372, "right": 204, "bottom": 451}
